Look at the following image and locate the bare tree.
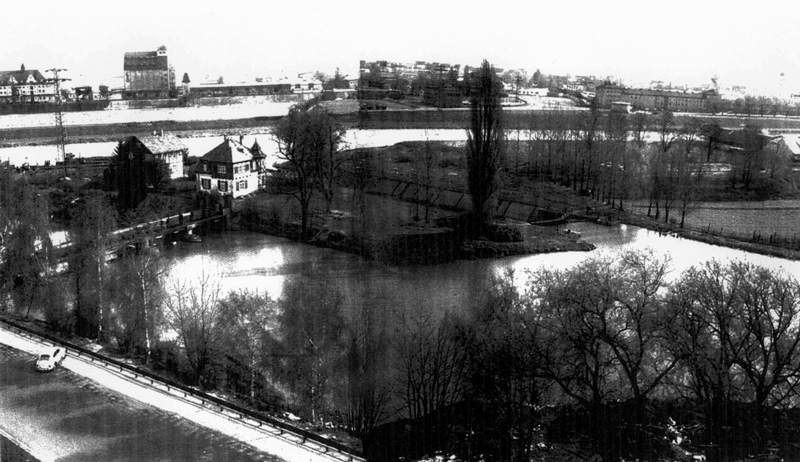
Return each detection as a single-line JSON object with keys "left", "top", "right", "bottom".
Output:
{"left": 0, "top": 169, "right": 53, "bottom": 318}
{"left": 164, "top": 271, "right": 222, "bottom": 384}
{"left": 666, "top": 261, "right": 800, "bottom": 457}
{"left": 276, "top": 276, "right": 346, "bottom": 423}
{"left": 68, "top": 194, "right": 116, "bottom": 339}
{"left": 533, "top": 250, "right": 675, "bottom": 459}
{"left": 395, "top": 306, "right": 466, "bottom": 452}
{"left": 273, "top": 105, "right": 344, "bottom": 238}
{"left": 217, "top": 290, "right": 278, "bottom": 404}
{"left": 342, "top": 288, "right": 392, "bottom": 446}
{"left": 459, "top": 269, "right": 545, "bottom": 462}
{"left": 657, "top": 110, "right": 680, "bottom": 153}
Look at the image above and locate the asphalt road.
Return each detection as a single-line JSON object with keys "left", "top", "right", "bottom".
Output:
{"left": 0, "top": 344, "right": 282, "bottom": 462}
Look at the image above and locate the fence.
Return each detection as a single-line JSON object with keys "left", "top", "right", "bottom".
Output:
{"left": 0, "top": 317, "right": 364, "bottom": 462}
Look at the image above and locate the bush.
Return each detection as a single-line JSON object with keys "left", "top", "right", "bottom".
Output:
{"left": 486, "top": 223, "right": 524, "bottom": 243}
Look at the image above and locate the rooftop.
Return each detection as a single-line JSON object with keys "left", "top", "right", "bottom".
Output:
{"left": 134, "top": 133, "right": 187, "bottom": 154}
{"left": 124, "top": 51, "right": 169, "bottom": 71}
{"left": 201, "top": 137, "right": 257, "bottom": 164}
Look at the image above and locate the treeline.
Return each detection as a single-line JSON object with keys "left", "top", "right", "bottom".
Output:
{"left": 365, "top": 250, "right": 800, "bottom": 462}
{"left": 503, "top": 109, "right": 792, "bottom": 226}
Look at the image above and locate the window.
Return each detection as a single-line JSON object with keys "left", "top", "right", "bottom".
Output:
{"left": 237, "top": 180, "right": 248, "bottom": 190}
{"left": 217, "top": 165, "right": 226, "bottom": 174}
{"left": 202, "top": 162, "right": 208, "bottom": 172}
{"left": 218, "top": 180, "right": 228, "bottom": 192}
{"left": 201, "top": 178, "right": 211, "bottom": 189}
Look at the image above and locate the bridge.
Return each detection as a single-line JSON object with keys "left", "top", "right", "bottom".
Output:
{"left": 52, "top": 207, "right": 231, "bottom": 264}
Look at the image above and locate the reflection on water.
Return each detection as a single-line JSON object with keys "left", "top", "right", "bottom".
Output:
{"left": 162, "top": 222, "right": 800, "bottom": 321}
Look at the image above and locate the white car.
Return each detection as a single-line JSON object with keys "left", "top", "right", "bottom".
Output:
{"left": 35, "top": 347, "right": 66, "bottom": 372}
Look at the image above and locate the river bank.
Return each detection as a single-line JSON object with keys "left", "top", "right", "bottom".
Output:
{"left": 239, "top": 188, "right": 594, "bottom": 265}
{"left": 605, "top": 208, "right": 800, "bottom": 262}
{"left": 7, "top": 103, "right": 800, "bottom": 148}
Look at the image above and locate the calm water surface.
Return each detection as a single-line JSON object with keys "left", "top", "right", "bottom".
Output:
{"left": 162, "top": 222, "right": 800, "bottom": 319}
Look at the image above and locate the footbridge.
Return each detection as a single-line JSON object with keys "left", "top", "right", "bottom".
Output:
{"left": 52, "top": 207, "right": 230, "bottom": 263}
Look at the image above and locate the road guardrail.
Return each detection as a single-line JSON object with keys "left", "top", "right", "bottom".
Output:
{"left": 0, "top": 318, "right": 364, "bottom": 462}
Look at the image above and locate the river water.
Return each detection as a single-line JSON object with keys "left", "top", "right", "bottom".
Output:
{"left": 160, "top": 221, "right": 800, "bottom": 322}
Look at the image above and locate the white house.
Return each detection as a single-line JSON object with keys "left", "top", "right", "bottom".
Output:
{"left": 196, "top": 136, "right": 265, "bottom": 198}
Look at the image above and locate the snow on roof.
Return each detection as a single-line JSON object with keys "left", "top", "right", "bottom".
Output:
{"left": 136, "top": 133, "right": 188, "bottom": 154}
{"left": 201, "top": 137, "right": 255, "bottom": 164}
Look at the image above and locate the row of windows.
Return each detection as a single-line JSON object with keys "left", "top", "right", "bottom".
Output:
{"left": 233, "top": 164, "right": 250, "bottom": 174}
{"left": 200, "top": 178, "right": 228, "bottom": 191}
{"left": 199, "top": 179, "right": 249, "bottom": 192}
{"left": 202, "top": 162, "right": 256, "bottom": 175}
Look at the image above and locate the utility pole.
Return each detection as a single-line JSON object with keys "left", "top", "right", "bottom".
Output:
{"left": 47, "top": 68, "right": 70, "bottom": 177}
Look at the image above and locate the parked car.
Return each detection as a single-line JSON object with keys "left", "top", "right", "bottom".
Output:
{"left": 35, "top": 347, "right": 66, "bottom": 372}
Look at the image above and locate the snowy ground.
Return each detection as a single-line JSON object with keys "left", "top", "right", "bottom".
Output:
{"left": 0, "top": 100, "right": 295, "bottom": 129}
{"left": 0, "top": 324, "right": 356, "bottom": 462}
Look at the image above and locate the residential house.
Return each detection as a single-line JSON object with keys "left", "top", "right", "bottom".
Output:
{"left": 195, "top": 136, "right": 265, "bottom": 199}
{"left": 0, "top": 65, "right": 56, "bottom": 104}
{"left": 119, "top": 132, "right": 187, "bottom": 179}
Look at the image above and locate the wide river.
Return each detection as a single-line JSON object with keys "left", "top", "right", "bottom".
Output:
{"left": 159, "top": 221, "right": 800, "bottom": 320}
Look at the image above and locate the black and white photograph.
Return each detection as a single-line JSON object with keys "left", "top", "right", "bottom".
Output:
{"left": 3, "top": 1, "right": 800, "bottom": 461}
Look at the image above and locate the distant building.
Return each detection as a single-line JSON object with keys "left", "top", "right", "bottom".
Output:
{"left": 422, "top": 84, "right": 463, "bottom": 108}
{"left": 595, "top": 84, "right": 720, "bottom": 113}
{"left": 359, "top": 60, "right": 462, "bottom": 94}
{"left": 519, "top": 87, "right": 549, "bottom": 96}
{"left": 123, "top": 45, "right": 176, "bottom": 99}
{"left": 188, "top": 77, "right": 322, "bottom": 98}
{"left": 195, "top": 136, "right": 266, "bottom": 199}
{"left": 0, "top": 64, "right": 56, "bottom": 104}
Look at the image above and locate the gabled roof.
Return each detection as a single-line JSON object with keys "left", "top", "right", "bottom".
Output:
{"left": 0, "top": 69, "right": 46, "bottom": 85}
{"left": 201, "top": 138, "right": 255, "bottom": 164}
{"left": 128, "top": 133, "right": 187, "bottom": 154}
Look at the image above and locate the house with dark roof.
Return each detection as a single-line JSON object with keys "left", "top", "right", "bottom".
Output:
{"left": 0, "top": 64, "right": 56, "bottom": 104}
{"left": 196, "top": 136, "right": 266, "bottom": 198}
{"left": 119, "top": 132, "right": 187, "bottom": 179}
{"left": 123, "top": 46, "right": 175, "bottom": 99}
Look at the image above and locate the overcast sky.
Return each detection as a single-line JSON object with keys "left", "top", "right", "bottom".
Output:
{"left": 3, "top": 0, "right": 799, "bottom": 93}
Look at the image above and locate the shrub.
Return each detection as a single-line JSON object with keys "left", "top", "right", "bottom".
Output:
{"left": 486, "top": 223, "right": 524, "bottom": 243}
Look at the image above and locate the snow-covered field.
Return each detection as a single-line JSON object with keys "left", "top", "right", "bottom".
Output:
{"left": 0, "top": 100, "right": 295, "bottom": 129}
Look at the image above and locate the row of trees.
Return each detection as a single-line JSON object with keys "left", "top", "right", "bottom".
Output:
{"left": 146, "top": 248, "right": 800, "bottom": 462}
{"left": 504, "top": 109, "right": 790, "bottom": 226}
{"left": 351, "top": 251, "right": 800, "bottom": 462}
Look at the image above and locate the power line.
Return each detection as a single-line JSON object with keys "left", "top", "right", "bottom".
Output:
{"left": 47, "top": 68, "right": 70, "bottom": 177}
